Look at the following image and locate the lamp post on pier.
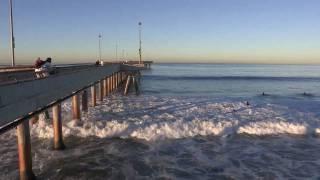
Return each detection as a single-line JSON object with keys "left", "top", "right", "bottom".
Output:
{"left": 138, "top": 22, "right": 142, "bottom": 64}
{"left": 98, "top": 34, "right": 102, "bottom": 62}
{"left": 9, "top": 0, "right": 15, "bottom": 66}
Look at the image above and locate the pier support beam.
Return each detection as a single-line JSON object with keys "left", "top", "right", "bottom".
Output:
{"left": 72, "top": 94, "right": 81, "bottom": 120}
{"left": 52, "top": 104, "right": 65, "bottom": 150}
{"left": 107, "top": 77, "right": 111, "bottom": 94}
{"left": 113, "top": 74, "right": 116, "bottom": 90}
{"left": 81, "top": 90, "right": 88, "bottom": 112}
{"left": 120, "top": 72, "right": 123, "bottom": 85}
{"left": 118, "top": 72, "right": 120, "bottom": 86}
{"left": 133, "top": 75, "right": 140, "bottom": 95}
{"left": 99, "top": 80, "right": 103, "bottom": 102}
{"left": 91, "top": 85, "right": 96, "bottom": 107}
{"left": 116, "top": 72, "right": 119, "bottom": 89}
{"left": 17, "top": 121, "right": 36, "bottom": 180}
{"left": 112, "top": 74, "right": 115, "bottom": 91}
{"left": 103, "top": 78, "right": 108, "bottom": 97}
{"left": 124, "top": 75, "right": 132, "bottom": 95}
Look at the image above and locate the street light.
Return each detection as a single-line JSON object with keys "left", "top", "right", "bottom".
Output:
{"left": 98, "top": 33, "right": 102, "bottom": 62}
{"left": 138, "top": 22, "right": 142, "bottom": 64}
{"left": 9, "top": 0, "right": 15, "bottom": 66}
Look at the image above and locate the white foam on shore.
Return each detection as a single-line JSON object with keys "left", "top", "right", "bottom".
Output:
{"left": 24, "top": 96, "right": 320, "bottom": 141}
{"left": 237, "top": 121, "right": 308, "bottom": 135}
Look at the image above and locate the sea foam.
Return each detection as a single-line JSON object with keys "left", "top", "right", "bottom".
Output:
{"left": 18, "top": 96, "right": 319, "bottom": 141}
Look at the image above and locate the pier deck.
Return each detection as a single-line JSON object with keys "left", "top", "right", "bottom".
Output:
{"left": 0, "top": 61, "right": 152, "bottom": 179}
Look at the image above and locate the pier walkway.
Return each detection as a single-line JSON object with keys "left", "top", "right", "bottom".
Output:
{"left": 0, "top": 61, "right": 152, "bottom": 180}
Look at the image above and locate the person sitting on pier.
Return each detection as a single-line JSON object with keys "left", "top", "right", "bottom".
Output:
{"left": 95, "top": 60, "right": 100, "bottom": 66}
{"left": 34, "top": 57, "right": 54, "bottom": 78}
{"left": 41, "top": 57, "right": 53, "bottom": 77}
{"left": 33, "top": 57, "right": 51, "bottom": 119}
{"left": 34, "top": 57, "right": 46, "bottom": 78}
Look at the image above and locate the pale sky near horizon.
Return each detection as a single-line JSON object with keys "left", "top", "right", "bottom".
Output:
{"left": 0, "top": 0, "right": 320, "bottom": 64}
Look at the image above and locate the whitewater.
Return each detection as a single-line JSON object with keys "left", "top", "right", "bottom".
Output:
{"left": 1, "top": 64, "right": 320, "bottom": 179}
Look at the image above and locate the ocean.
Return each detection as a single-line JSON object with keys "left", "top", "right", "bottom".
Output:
{"left": 1, "top": 63, "right": 320, "bottom": 179}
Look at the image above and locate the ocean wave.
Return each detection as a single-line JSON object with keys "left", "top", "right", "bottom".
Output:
{"left": 17, "top": 96, "right": 319, "bottom": 141}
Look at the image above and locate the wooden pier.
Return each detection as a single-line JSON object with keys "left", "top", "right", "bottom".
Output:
{"left": 0, "top": 61, "right": 152, "bottom": 180}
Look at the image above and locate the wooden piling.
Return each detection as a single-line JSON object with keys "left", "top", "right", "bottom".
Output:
{"left": 52, "top": 104, "right": 65, "bottom": 150}
{"left": 72, "top": 94, "right": 81, "bottom": 120}
{"left": 81, "top": 90, "right": 88, "bottom": 112}
{"left": 99, "top": 80, "right": 103, "bottom": 101}
{"left": 91, "top": 85, "right": 96, "bottom": 107}
{"left": 17, "top": 120, "right": 36, "bottom": 180}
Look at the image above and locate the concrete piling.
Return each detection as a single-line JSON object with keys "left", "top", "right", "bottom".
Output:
{"left": 72, "top": 94, "right": 81, "bottom": 120}
{"left": 17, "top": 121, "right": 35, "bottom": 180}
{"left": 91, "top": 85, "right": 96, "bottom": 107}
{"left": 110, "top": 74, "right": 113, "bottom": 91}
{"left": 103, "top": 78, "right": 108, "bottom": 97}
{"left": 115, "top": 73, "right": 117, "bottom": 89}
{"left": 52, "top": 104, "right": 65, "bottom": 150}
{"left": 107, "top": 77, "right": 111, "bottom": 94}
{"left": 81, "top": 90, "right": 88, "bottom": 112}
{"left": 116, "top": 72, "right": 119, "bottom": 88}
{"left": 99, "top": 80, "right": 103, "bottom": 102}
{"left": 133, "top": 75, "right": 139, "bottom": 95}
{"left": 111, "top": 74, "right": 114, "bottom": 92}
{"left": 113, "top": 73, "right": 116, "bottom": 90}
{"left": 124, "top": 75, "right": 132, "bottom": 95}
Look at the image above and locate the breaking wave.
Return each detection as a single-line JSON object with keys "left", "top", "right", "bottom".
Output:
{"left": 23, "top": 96, "right": 320, "bottom": 141}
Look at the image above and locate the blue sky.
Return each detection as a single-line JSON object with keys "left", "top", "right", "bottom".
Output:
{"left": 0, "top": 0, "right": 320, "bottom": 64}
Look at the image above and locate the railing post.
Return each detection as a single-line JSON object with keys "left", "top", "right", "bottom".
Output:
{"left": 99, "top": 80, "right": 103, "bottom": 102}
{"left": 72, "top": 94, "right": 80, "bottom": 120}
{"left": 91, "top": 84, "right": 96, "bottom": 107}
{"left": 81, "top": 90, "right": 88, "bottom": 112}
{"left": 17, "top": 120, "right": 36, "bottom": 180}
{"left": 52, "top": 104, "right": 65, "bottom": 150}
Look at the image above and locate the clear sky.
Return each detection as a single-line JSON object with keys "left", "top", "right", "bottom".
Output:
{"left": 0, "top": 0, "right": 320, "bottom": 64}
